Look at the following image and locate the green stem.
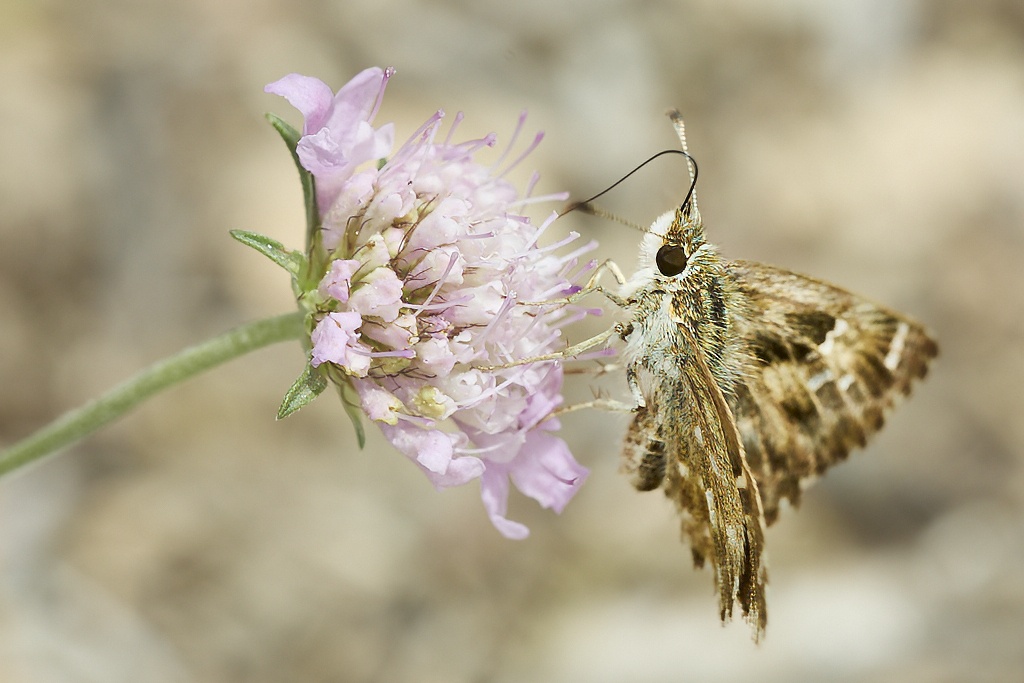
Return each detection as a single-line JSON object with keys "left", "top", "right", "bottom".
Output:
{"left": 0, "top": 311, "right": 305, "bottom": 478}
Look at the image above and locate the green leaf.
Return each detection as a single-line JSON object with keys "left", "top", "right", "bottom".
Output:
{"left": 265, "top": 112, "right": 302, "bottom": 149}
{"left": 229, "top": 230, "right": 304, "bottom": 275}
{"left": 265, "top": 112, "right": 321, "bottom": 249}
{"left": 277, "top": 364, "right": 328, "bottom": 420}
{"left": 339, "top": 381, "right": 366, "bottom": 449}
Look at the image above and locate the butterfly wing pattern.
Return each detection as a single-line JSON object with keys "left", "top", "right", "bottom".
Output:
{"left": 727, "top": 260, "right": 938, "bottom": 525}
{"left": 617, "top": 184, "right": 936, "bottom": 639}
{"left": 620, "top": 254, "right": 936, "bottom": 638}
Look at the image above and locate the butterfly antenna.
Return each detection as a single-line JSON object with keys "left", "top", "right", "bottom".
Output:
{"left": 568, "top": 201, "right": 648, "bottom": 233}
{"left": 668, "top": 109, "right": 699, "bottom": 220}
{"left": 561, "top": 148, "right": 694, "bottom": 234}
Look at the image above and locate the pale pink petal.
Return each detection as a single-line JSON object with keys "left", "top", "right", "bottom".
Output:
{"left": 480, "top": 465, "right": 530, "bottom": 540}
{"left": 377, "top": 422, "right": 452, "bottom": 474}
{"left": 441, "top": 283, "right": 504, "bottom": 326}
{"left": 508, "top": 428, "right": 588, "bottom": 514}
{"left": 405, "top": 247, "right": 465, "bottom": 289}
{"left": 351, "top": 234, "right": 392, "bottom": 272}
{"left": 264, "top": 74, "right": 334, "bottom": 133}
{"left": 323, "top": 66, "right": 388, "bottom": 132}
{"left": 414, "top": 433, "right": 451, "bottom": 473}
{"left": 360, "top": 313, "right": 415, "bottom": 350}
{"left": 379, "top": 424, "right": 484, "bottom": 488}
{"left": 348, "top": 121, "right": 394, "bottom": 167}
{"left": 441, "top": 368, "right": 491, "bottom": 406}
{"left": 295, "top": 128, "right": 351, "bottom": 177}
{"left": 348, "top": 267, "right": 405, "bottom": 323}
{"left": 318, "top": 258, "right": 361, "bottom": 303}
{"left": 431, "top": 455, "right": 486, "bottom": 488}
{"left": 310, "top": 312, "right": 360, "bottom": 366}
{"left": 309, "top": 312, "right": 370, "bottom": 376}
{"left": 364, "top": 185, "right": 414, "bottom": 229}
{"left": 415, "top": 336, "right": 456, "bottom": 375}
{"left": 405, "top": 197, "right": 469, "bottom": 253}
{"left": 321, "top": 171, "right": 378, "bottom": 250}
{"left": 353, "top": 380, "right": 404, "bottom": 425}
{"left": 516, "top": 367, "right": 564, "bottom": 431}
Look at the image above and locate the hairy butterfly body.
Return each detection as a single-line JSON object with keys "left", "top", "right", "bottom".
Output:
{"left": 615, "top": 112, "right": 937, "bottom": 638}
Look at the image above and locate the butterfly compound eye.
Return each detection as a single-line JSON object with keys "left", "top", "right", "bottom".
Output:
{"left": 655, "top": 244, "right": 688, "bottom": 277}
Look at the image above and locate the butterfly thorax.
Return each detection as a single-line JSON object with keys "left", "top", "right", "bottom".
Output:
{"left": 620, "top": 209, "right": 752, "bottom": 404}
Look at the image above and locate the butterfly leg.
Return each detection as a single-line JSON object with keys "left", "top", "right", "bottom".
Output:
{"left": 562, "top": 361, "right": 621, "bottom": 376}
{"left": 477, "top": 326, "right": 618, "bottom": 371}
{"left": 625, "top": 363, "right": 646, "bottom": 409}
{"left": 552, "top": 397, "right": 633, "bottom": 417}
{"left": 519, "top": 259, "right": 630, "bottom": 308}
{"left": 581, "top": 259, "right": 630, "bottom": 307}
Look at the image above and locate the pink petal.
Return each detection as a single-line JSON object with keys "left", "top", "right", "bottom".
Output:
{"left": 353, "top": 380, "right": 403, "bottom": 424}
{"left": 264, "top": 74, "right": 334, "bottom": 133}
{"left": 516, "top": 367, "right": 564, "bottom": 431}
{"left": 377, "top": 423, "right": 452, "bottom": 474}
{"left": 321, "top": 171, "right": 379, "bottom": 250}
{"left": 480, "top": 465, "right": 530, "bottom": 540}
{"left": 323, "top": 66, "right": 388, "bottom": 133}
{"left": 430, "top": 455, "right": 486, "bottom": 488}
{"left": 378, "top": 424, "right": 485, "bottom": 488}
{"left": 348, "top": 121, "right": 395, "bottom": 168}
{"left": 415, "top": 337, "right": 456, "bottom": 375}
{"left": 508, "top": 428, "right": 588, "bottom": 514}
{"left": 441, "top": 283, "right": 504, "bottom": 326}
{"left": 310, "top": 311, "right": 366, "bottom": 373}
{"left": 348, "top": 267, "right": 405, "bottom": 323}
{"left": 318, "top": 258, "right": 361, "bottom": 303}
{"left": 360, "top": 313, "right": 416, "bottom": 351}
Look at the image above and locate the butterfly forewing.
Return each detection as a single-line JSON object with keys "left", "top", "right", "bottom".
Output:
{"left": 726, "top": 260, "right": 938, "bottom": 524}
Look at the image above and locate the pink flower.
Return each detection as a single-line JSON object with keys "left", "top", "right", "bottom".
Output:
{"left": 269, "top": 68, "right": 600, "bottom": 538}
{"left": 318, "top": 259, "right": 361, "bottom": 303}
{"left": 481, "top": 420, "right": 588, "bottom": 539}
{"left": 266, "top": 69, "right": 395, "bottom": 213}
{"left": 348, "top": 267, "right": 404, "bottom": 323}
{"left": 309, "top": 312, "right": 371, "bottom": 376}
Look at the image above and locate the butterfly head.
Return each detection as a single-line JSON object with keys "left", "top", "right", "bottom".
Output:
{"left": 642, "top": 154, "right": 712, "bottom": 281}
{"left": 644, "top": 110, "right": 717, "bottom": 281}
{"left": 653, "top": 196, "right": 706, "bottom": 272}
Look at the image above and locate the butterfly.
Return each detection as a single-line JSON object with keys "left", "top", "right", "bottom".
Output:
{"left": 587, "top": 111, "right": 937, "bottom": 639}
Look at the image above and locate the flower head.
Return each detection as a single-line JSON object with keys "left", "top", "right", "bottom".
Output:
{"left": 266, "top": 68, "right": 600, "bottom": 538}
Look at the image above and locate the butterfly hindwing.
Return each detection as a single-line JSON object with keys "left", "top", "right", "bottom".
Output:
{"left": 621, "top": 322, "right": 768, "bottom": 635}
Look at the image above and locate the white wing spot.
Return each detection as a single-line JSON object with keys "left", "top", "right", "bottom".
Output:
{"left": 705, "top": 490, "right": 716, "bottom": 526}
{"left": 818, "top": 318, "right": 850, "bottom": 357}
{"left": 884, "top": 322, "right": 910, "bottom": 371}
{"left": 693, "top": 425, "right": 705, "bottom": 447}
{"left": 838, "top": 374, "right": 855, "bottom": 391}
{"left": 807, "top": 368, "right": 834, "bottom": 391}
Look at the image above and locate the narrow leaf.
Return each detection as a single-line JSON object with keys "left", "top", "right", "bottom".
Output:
{"left": 265, "top": 112, "right": 320, "bottom": 247}
{"left": 265, "top": 112, "right": 302, "bottom": 150}
{"left": 339, "top": 381, "right": 366, "bottom": 449}
{"left": 229, "top": 230, "right": 304, "bottom": 275}
{"left": 277, "top": 364, "right": 328, "bottom": 420}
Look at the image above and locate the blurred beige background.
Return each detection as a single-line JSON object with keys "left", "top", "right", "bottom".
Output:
{"left": 1, "top": 1, "right": 1022, "bottom": 681}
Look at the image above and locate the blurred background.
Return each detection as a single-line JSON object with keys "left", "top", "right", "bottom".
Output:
{"left": 1, "top": 1, "right": 1022, "bottom": 681}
